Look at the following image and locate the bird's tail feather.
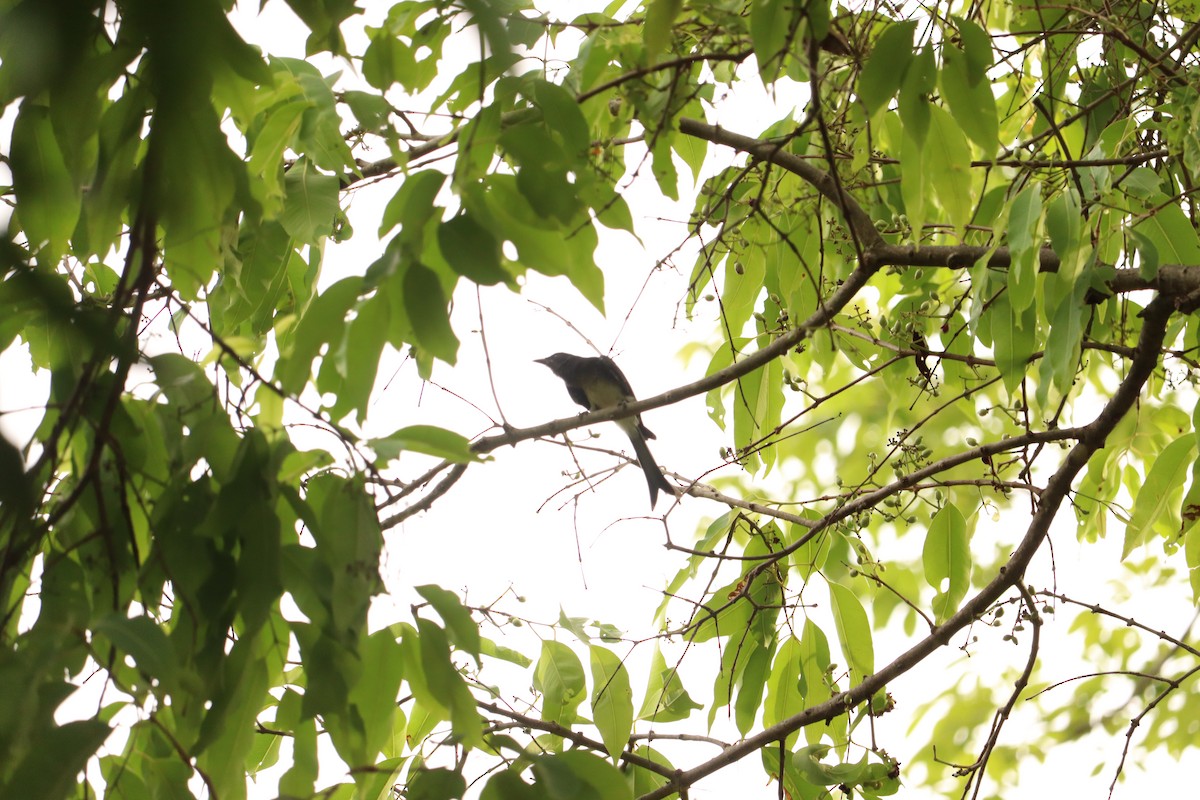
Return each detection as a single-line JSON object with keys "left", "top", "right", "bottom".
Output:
{"left": 629, "top": 432, "right": 675, "bottom": 507}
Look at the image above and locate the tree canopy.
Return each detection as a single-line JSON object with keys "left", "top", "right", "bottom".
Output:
{"left": 3, "top": 0, "right": 1200, "bottom": 798}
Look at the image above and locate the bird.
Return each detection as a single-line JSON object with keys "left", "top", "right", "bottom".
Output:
{"left": 534, "top": 353, "right": 675, "bottom": 507}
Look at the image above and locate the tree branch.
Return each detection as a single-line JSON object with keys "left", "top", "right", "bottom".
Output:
{"left": 636, "top": 294, "right": 1176, "bottom": 800}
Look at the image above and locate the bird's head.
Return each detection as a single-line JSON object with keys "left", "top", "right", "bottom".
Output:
{"left": 533, "top": 353, "right": 578, "bottom": 376}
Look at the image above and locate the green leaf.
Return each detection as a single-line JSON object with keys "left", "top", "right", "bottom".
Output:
{"left": 651, "top": 131, "right": 680, "bottom": 201}
{"left": 329, "top": 291, "right": 389, "bottom": 423}
{"left": 0, "top": 432, "right": 34, "bottom": 518}
{"left": 479, "top": 637, "right": 533, "bottom": 668}
{"left": 939, "top": 43, "right": 999, "bottom": 153}
{"left": 342, "top": 89, "right": 392, "bottom": 132}
{"left": 272, "top": 57, "right": 356, "bottom": 172}
{"left": 477, "top": 176, "right": 604, "bottom": 311}
{"left": 278, "top": 718, "right": 318, "bottom": 796}
{"left": 277, "top": 276, "right": 362, "bottom": 394}
{"left": 858, "top": 21, "right": 917, "bottom": 117}
{"left": 1122, "top": 435, "right": 1196, "bottom": 559}
{"left": 248, "top": 98, "right": 308, "bottom": 217}
{"left": 589, "top": 646, "right": 634, "bottom": 760}
{"left": 5, "top": 720, "right": 110, "bottom": 800}
{"left": 1131, "top": 204, "right": 1200, "bottom": 267}
{"left": 371, "top": 425, "right": 476, "bottom": 464}
{"left": 348, "top": 631, "right": 406, "bottom": 763}
{"left": 416, "top": 617, "right": 483, "bottom": 748}
{"left": 154, "top": 101, "right": 238, "bottom": 300}
{"left": 1129, "top": 228, "right": 1160, "bottom": 281}
{"left": 953, "top": 16, "right": 994, "bottom": 83}
{"left": 1186, "top": 523, "right": 1200, "bottom": 603}
{"left": 282, "top": 157, "right": 340, "bottom": 244}
{"left": 897, "top": 46, "right": 935, "bottom": 144}
{"left": 1045, "top": 190, "right": 1082, "bottom": 271}
{"left": 437, "top": 213, "right": 509, "bottom": 286}
{"left": 922, "top": 503, "right": 972, "bottom": 623}
{"left": 578, "top": 178, "right": 638, "bottom": 237}
{"left": 93, "top": 613, "right": 178, "bottom": 687}
{"left": 363, "top": 29, "right": 418, "bottom": 90}
{"left": 404, "top": 262, "right": 459, "bottom": 364}
{"left": 380, "top": 170, "right": 447, "bottom": 238}
{"left": 1036, "top": 284, "right": 1085, "bottom": 407}
{"left": 733, "top": 640, "right": 772, "bottom": 735}
{"left": 899, "top": 128, "right": 927, "bottom": 243}
{"left": 643, "top": 0, "right": 682, "bottom": 62}
{"left": 626, "top": 746, "right": 676, "bottom": 797}
{"left": 532, "top": 751, "right": 632, "bottom": 800}
{"left": 763, "top": 637, "right": 803, "bottom": 745}
{"left": 1007, "top": 186, "right": 1043, "bottom": 313}
{"left": 10, "top": 104, "right": 82, "bottom": 262}
{"left": 750, "top": 0, "right": 789, "bottom": 85}
{"left": 926, "top": 106, "right": 973, "bottom": 234}
{"left": 990, "top": 293, "right": 1038, "bottom": 397}
{"left": 481, "top": 768, "right": 541, "bottom": 800}
{"left": 828, "top": 582, "right": 874, "bottom": 686}
{"left": 416, "top": 585, "right": 482, "bottom": 662}
{"left": 531, "top": 78, "right": 590, "bottom": 160}
{"left": 534, "top": 641, "right": 586, "bottom": 729}
{"left": 637, "top": 647, "right": 703, "bottom": 722}
{"left": 408, "top": 767, "right": 467, "bottom": 800}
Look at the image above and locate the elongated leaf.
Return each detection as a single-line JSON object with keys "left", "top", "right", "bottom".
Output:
{"left": 404, "top": 263, "right": 459, "bottom": 363}
{"left": 1131, "top": 204, "right": 1200, "bottom": 267}
{"left": 281, "top": 157, "right": 340, "bottom": 244}
{"left": 438, "top": 212, "right": 508, "bottom": 286}
{"left": 926, "top": 106, "right": 973, "bottom": 234}
{"left": 408, "top": 767, "right": 467, "bottom": 800}
{"left": 532, "top": 751, "right": 632, "bottom": 800}
{"left": 858, "top": 21, "right": 917, "bottom": 116}
{"left": 750, "top": 0, "right": 788, "bottom": 84}
{"left": 923, "top": 503, "right": 972, "bottom": 623}
{"left": 763, "top": 637, "right": 803, "bottom": 745}
{"left": 940, "top": 44, "right": 998, "bottom": 154}
{"left": 1007, "top": 187, "right": 1043, "bottom": 313}
{"left": 990, "top": 293, "right": 1038, "bottom": 396}
{"left": 5, "top": 720, "right": 110, "bottom": 800}
{"left": 734, "top": 641, "right": 772, "bottom": 735}
{"left": 1036, "top": 285, "right": 1085, "bottom": 407}
{"left": 93, "top": 613, "right": 178, "bottom": 686}
{"left": 371, "top": 425, "right": 476, "bottom": 464}
{"left": 534, "top": 641, "right": 586, "bottom": 728}
{"left": 643, "top": 0, "right": 682, "bottom": 61}
{"left": 589, "top": 646, "right": 634, "bottom": 760}
{"left": 417, "top": 585, "right": 482, "bottom": 661}
{"left": 1123, "top": 435, "right": 1196, "bottom": 559}
{"left": 11, "top": 104, "right": 81, "bottom": 261}
{"left": 828, "top": 582, "right": 874, "bottom": 686}
{"left": 380, "top": 170, "right": 447, "bottom": 238}
{"left": 416, "top": 617, "right": 483, "bottom": 747}
{"left": 637, "top": 647, "right": 702, "bottom": 722}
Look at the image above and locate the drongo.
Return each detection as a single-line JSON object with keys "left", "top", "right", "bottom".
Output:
{"left": 535, "top": 353, "right": 675, "bottom": 507}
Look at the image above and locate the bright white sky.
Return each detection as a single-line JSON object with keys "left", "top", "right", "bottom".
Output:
{"left": 0, "top": 0, "right": 1192, "bottom": 797}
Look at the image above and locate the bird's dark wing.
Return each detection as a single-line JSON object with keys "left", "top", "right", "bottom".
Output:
{"left": 596, "top": 356, "right": 637, "bottom": 398}
{"left": 564, "top": 382, "right": 591, "bottom": 410}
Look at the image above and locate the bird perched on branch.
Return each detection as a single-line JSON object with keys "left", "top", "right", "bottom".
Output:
{"left": 535, "top": 353, "right": 675, "bottom": 508}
